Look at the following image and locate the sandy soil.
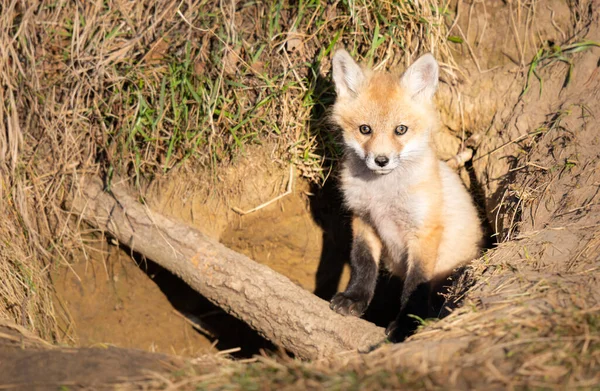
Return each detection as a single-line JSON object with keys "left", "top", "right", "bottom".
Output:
{"left": 52, "top": 154, "right": 354, "bottom": 357}
{"left": 52, "top": 243, "right": 216, "bottom": 356}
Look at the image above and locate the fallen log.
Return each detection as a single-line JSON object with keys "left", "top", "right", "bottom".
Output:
{"left": 68, "top": 177, "right": 386, "bottom": 360}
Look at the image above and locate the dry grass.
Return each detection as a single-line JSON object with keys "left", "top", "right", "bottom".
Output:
{"left": 19, "top": 0, "right": 458, "bottom": 184}
{"left": 0, "top": 212, "right": 58, "bottom": 341}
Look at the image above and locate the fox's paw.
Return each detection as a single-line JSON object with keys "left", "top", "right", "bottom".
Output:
{"left": 385, "top": 320, "right": 404, "bottom": 343}
{"left": 330, "top": 292, "right": 369, "bottom": 317}
{"left": 385, "top": 320, "right": 397, "bottom": 337}
{"left": 385, "top": 319, "right": 413, "bottom": 343}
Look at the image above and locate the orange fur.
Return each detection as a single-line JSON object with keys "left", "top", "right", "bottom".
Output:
{"left": 352, "top": 216, "right": 383, "bottom": 267}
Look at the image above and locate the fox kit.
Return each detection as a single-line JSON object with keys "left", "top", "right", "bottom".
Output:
{"left": 329, "top": 49, "right": 483, "bottom": 341}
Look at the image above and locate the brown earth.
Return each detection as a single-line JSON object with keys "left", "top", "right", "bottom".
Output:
{"left": 52, "top": 152, "right": 353, "bottom": 358}
{"left": 52, "top": 242, "right": 216, "bottom": 356}
{"left": 220, "top": 188, "right": 326, "bottom": 292}
{"left": 0, "top": 320, "right": 193, "bottom": 390}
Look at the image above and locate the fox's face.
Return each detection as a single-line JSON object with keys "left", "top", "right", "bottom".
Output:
{"left": 331, "top": 51, "right": 439, "bottom": 175}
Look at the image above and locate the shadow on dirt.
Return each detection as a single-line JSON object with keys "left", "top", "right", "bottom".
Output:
{"left": 306, "top": 56, "right": 350, "bottom": 302}
{"left": 126, "top": 247, "right": 275, "bottom": 358}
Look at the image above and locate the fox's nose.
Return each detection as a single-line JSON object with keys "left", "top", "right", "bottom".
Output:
{"left": 374, "top": 156, "right": 389, "bottom": 167}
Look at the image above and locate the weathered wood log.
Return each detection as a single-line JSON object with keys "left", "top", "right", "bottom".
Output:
{"left": 68, "top": 177, "right": 386, "bottom": 359}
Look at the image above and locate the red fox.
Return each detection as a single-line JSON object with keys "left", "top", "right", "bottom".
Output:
{"left": 329, "top": 49, "right": 483, "bottom": 341}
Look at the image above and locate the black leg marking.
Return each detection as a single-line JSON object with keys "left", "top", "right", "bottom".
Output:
{"left": 386, "top": 265, "right": 431, "bottom": 342}
{"left": 330, "top": 236, "right": 378, "bottom": 317}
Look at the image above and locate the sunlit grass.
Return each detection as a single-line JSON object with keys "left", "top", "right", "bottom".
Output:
{"left": 521, "top": 40, "right": 600, "bottom": 99}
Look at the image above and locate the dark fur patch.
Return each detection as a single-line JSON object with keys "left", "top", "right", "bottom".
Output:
{"left": 386, "top": 265, "right": 432, "bottom": 342}
{"left": 330, "top": 236, "right": 378, "bottom": 316}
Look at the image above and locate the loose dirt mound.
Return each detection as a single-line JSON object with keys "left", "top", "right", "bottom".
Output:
{"left": 0, "top": 320, "right": 192, "bottom": 390}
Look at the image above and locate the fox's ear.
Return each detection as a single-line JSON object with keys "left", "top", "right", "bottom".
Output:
{"left": 332, "top": 49, "right": 364, "bottom": 98}
{"left": 400, "top": 53, "right": 439, "bottom": 101}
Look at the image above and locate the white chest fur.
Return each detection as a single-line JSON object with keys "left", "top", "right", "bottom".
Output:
{"left": 340, "top": 156, "right": 435, "bottom": 262}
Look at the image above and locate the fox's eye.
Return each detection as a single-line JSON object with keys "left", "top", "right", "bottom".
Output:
{"left": 358, "top": 125, "right": 372, "bottom": 135}
{"left": 395, "top": 125, "right": 408, "bottom": 135}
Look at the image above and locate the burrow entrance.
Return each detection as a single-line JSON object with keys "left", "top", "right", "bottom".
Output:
{"left": 54, "top": 143, "right": 499, "bottom": 357}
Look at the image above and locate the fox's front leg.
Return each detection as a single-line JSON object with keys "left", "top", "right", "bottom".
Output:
{"left": 386, "top": 224, "right": 442, "bottom": 341}
{"left": 330, "top": 216, "right": 381, "bottom": 317}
